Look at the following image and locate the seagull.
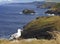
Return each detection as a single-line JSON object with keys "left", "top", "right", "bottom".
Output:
{"left": 9, "top": 29, "right": 23, "bottom": 40}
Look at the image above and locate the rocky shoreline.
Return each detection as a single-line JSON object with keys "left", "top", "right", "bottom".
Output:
{"left": 45, "top": 3, "right": 60, "bottom": 16}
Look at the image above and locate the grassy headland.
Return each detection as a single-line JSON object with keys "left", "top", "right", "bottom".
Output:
{"left": 23, "top": 16, "right": 60, "bottom": 31}
{"left": 0, "top": 16, "right": 60, "bottom": 44}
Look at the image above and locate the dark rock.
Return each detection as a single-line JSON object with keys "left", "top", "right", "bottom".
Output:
{"left": 21, "top": 27, "right": 53, "bottom": 40}
{"left": 45, "top": 10, "right": 60, "bottom": 16}
{"left": 22, "top": 9, "right": 35, "bottom": 14}
{"left": 45, "top": 10, "right": 55, "bottom": 14}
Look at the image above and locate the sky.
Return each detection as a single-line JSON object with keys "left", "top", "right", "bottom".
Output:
{"left": 0, "top": 0, "right": 60, "bottom": 3}
{"left": 0, "top": 0, "right": 44, "bottom": 3}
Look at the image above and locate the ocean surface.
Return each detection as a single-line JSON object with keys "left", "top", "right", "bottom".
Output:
{"left": 0, "top": 3, "right": 48, "bottom": 38}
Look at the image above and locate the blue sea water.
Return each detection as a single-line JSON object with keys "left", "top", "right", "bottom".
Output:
{"left": 0, "top": 3, "right": 48, "bottom": 38}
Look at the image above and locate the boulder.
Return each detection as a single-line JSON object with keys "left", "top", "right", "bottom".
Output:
{"left": 22, "top": 9, "right": 35, "bottom": 14}
{"left": 45, "top": 10, "right": 60, "bottom": 16}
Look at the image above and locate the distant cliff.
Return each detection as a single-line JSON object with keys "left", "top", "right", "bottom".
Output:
{"left": 51, "top": 3, "right": 60, "bottom": 11}
{"left": 37, "top": 2, "right": 56, "bottom": 9}
{"left": 45, "top": 3, "right": 60, "bottom": 15}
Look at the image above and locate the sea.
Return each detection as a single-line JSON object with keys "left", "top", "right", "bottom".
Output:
{"left": 0, "top": 3, "right": 48, "bottom": 39}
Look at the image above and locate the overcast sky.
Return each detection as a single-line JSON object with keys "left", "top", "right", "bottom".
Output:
{"left": 0, "top": 0, "right": 60, "bottom": 3}
{"left": 0, "top": 0, "right": 44, "bottom": 3}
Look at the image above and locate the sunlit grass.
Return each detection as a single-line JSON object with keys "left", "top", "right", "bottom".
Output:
{"left": 0, "top": 39, "right": 58, "bottom": 44}
{"left": 24, "top": 16, "right": 60, "bottom": 31}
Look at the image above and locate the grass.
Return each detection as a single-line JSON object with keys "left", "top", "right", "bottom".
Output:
{"left": 23, "top": 16, "right": 60, "bottom": 31}
{"left": 50, "top": 3, "right": 60, "bottom": 11}
{"left": 0, "top": 32, "right": 60, "bottom": 44}
{"left": 0, "top": 39, "right": 58, "bottom": 44}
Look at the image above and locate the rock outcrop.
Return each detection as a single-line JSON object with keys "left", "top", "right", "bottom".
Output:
{"left": 45, "top": 3, "right": 60, "bottom": 16}
{"left": 22, "top": 9, "right": 35, "bottom": 14}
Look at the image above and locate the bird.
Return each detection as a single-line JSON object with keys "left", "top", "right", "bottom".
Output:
{"left": 9, "top": 29, "right": 23, "bottom": 40}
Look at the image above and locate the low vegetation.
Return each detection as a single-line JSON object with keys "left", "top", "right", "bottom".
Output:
{"left": 37, "top": 2, "right": 56, "bottom": 9}
{"left": 45, "top": 3, "right": 60, "bottom": 15}
{"left": 0, "top": 39, "right": 60, "bottom": 44}
{"left": 23, "top": 16, "right": 60, "bottom": 30}
{"left": 51, "top": 3, "right": 60, "bottom": 11}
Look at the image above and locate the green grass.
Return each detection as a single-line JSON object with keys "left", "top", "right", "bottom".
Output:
{"left": 51, "top": 3, "right": 60, "bottom": 11}
{"left": 23, "top": 16, "right": 60, "bottom": 31}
